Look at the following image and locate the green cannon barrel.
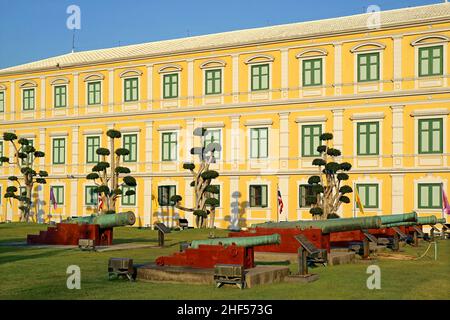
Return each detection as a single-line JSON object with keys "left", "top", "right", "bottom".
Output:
{"left": 379, "top": 212, "right": 417, "bottom": 225}
{"left": 437, "top": 218, "right": 447, "bottom": 224}
{"left": 382, "top": 215, "right": 438, "bottom": 228}
{"left": 251, "top": 216, "right": 383, "bottom": 233}
{"left": 190, "top": 234, "right": 281, "bottom": 249}
{"left": 65, "top": 211, "right": 136, "bottom": 228}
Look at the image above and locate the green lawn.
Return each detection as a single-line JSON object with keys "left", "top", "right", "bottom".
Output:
{"left": 0, "top": 223, "right": 449, "bottom": 300}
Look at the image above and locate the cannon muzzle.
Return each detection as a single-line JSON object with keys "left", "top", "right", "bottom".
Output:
{"left": 65, "top": 211, "right": 136, "bottom": 228}
{"left": 382, "top": 215, "right": 439, "bottom": 228}
{"left": 190, "top": 234, "right": 281, "bottom": 249}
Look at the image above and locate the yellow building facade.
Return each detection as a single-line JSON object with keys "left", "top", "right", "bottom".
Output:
{"left": 0, "top": 3, "right": 449, "bottom": 229}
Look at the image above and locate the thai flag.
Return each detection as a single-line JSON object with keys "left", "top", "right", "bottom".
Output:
{"left": 443, "top": 188, "right": 450, "bottom": 215}
{"left": 49, "top": 187, "right": 57, "bottom": 210}
{"left": 277, "top": 189, "right": 284, "bottom": 214}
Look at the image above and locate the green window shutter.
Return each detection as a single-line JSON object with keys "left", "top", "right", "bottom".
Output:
{"left": 52, "top": 138, "right": 66, "bottom": 164}
{"left": 86, "top": 136, "right": 100, "bottom": 163}
{"left": 54, "top": 85, "right": 67, "bottom": 108}
{"left": 85, "top": 186, "right": 98, "bottom": 205}
{"left": 356, "top": 184, "right": 379, "bottom": 208}
{"left": 357, "top": 122, "right": 379, "bottom": 156}
{"left": 0, "top": 141, "right": 3, "bottom": 167}
{"left": 250, "top": 128, "right": 268, "bottom": 159}
{"left": 418, "top": 118, "right": 443, "bottom": 154}
{"left": 302, "top": 124, "right": 322, "bottom": 157}
{"left": 163, "top": 74, "right": 179, "bottom": 99}
{"left": 205, "top": 69, "right": 222, "bottom": 95}
{"left": 158, "top": 185, "right": 176, "bottom": 206}
{"left": 21, "top": 139, "right": 34, "bottom": 166}
{"left": 53, "top": 186, "right": 65, "bottom": 205}
{"left": 0, "top": 91, "right": 4, "bottom": 112}
{"left": 418, "top": 183, "right": 442, "bottom": 209}
{"left": 210, "top": 185, "right": 221, "bottom": 205}
{"left": 88, "top": 81, "right": 101, "bottom": 105}
{"left": 123, "top": 134, "right": 137, "bottom": 162}
{"left": 121, "top": 186, "right": 136, "bottom": 206}
{"left": 250, "top": 185, "right": 268, "bottom": 207}
{"left": 251, "top": 64, "right": 269, "bottom": 91}
{"left": 357, "top": 53, "right": 380, "bottom": 82}
{"left": 419, "top": 46, "right": 443, "bottom": 77}
{"left": 302, "top": 58, "right": 322, "bottom": 87}
{"left": 23, "top": 88, "right": 35, "bottom": 110}
{"left": 162, "top": 132, "right": 177, "bottom": 161}
{"left": 204, "top": 129, "right": 221, "bottom": 159}
{"left": 124, "top": 78, "right": 139, "bottom": 102}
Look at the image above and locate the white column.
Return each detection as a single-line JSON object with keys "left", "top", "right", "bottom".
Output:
{"left": 147, "top": 64, "right": 153, "bottom": 109}
{"left": 332, "top": 109, "right": 344, "bottom": 151}
{"left": 10, "top": 80, "right": 15, "bottom": 120}
{"left": 108, "top": 69, "right": 114, "bottom": 113}
{"left": 278, "top": 176, "right": 289, "bottom": 222}
{"left": 279, "top": 112, "right": 290, "bottom": 169}
{"left": 229, "top": 176, "right": 240, "bottom": 230}
{"left": 71, "top": 126, "right": 79, "bottom": 174}
{"left": 145, "top": 121, "right": 153, "bottom": 171}
{"left": 393, "top": 35, "right": 403, "bottom": 91}
{"left": 40, "top": 77, "right": 46, "bottom": 119}
{"left": 39, "top": 128, "right": 46, "bottom": 168}
{"left": 73, "top": 73, "right": 79, "bottom": 116}
{"left": 187, "top": 59, "right": 194, "bottom": 106}
{"left": 186, "top": 118, "right": 195, "bottom": 162}
{"left": 333, "top": 42, "right": 342, "bottom": 96}
{"left": 232, "top": 54, "right": 239, "bottom": 103}
{"left": 391, "top": 105, "right": 404, "bottom": 168}
{"left": 281, "top": 48, "right": 289, "bottom": 99}
{"left": 70, "top": 180, "right": 78, "bottom": 217}
{"left": 391, "top": 174, "right": 404, "bottom": 214}
{"left": 143, "top": 177, "right": 153, "bottom": 226}
{"left": 231, "top": 115, "right": 241, "bottom": 169}
{"left": 184, "top": 176, "right": 194, "bottom": 226}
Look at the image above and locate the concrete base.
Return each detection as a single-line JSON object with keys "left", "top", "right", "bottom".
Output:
{"left": 136, "top": 264, "right": 290, "bottom": 288}
{"left": 328, "top": 251, "right": 356, "bottom": 265}
{"left": 285, "top": 274, "right": 319, "bottom": 283}
{"left": 254, "top": 251, "right": 355, "bottom": 266}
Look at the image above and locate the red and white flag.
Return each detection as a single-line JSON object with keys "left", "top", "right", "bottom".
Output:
{"left": 443, "top": 188, "right": 450, "bottom": 215}
{"left": 277, "top": 189, "right": 284, "bottom": 214}
{"left": 98, "top": 194, "right": 104, "bottom": 211}
{"left": 49, "top": 187, "right": 57, "bottom": 210}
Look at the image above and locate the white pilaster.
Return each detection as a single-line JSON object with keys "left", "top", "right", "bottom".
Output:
{"left": 232, "top": 54, "right": 239, "bottom": 103}
{"left": 71, "top": 126, "right": 79, "bottom": 174}
{"left": 145, "top": 121, "right": 153, "bottom": 171}
{"left": 333, "top": 43, "right": 342, "bottom": 95}
{"left": 70, "top": 180, "right": 78, "bottom": 217}
{"left": 143, "top": 177, "right": 153, "bottom": 226}
{"left": 186, "top": 118, "right": 195, "bottom": 162}
{"left": 230, "top": 115, "right": 241, "bottom": 169}
{"left": 278, "top": 176, "right": 289, "bottom": 221}
{"left": 391, "top": 105, "right": 404, "bottom": 168}
{"left": 391, "top": 174, "right": 404, "bottom": 214}
{"left": 147, "top": 64, "right": 153, "bottom": 109}
{"left": 393, "top": 35, "right": 403, "bottom": 91}
{"left": 10, "top": 80, "right": 15, "bottom": 120}
{"left": 184, "top": 176, "right": 194, "bottom": 226}
{"left": 281, "top": 49, "right": 289, "bottom": 99}
{"left": 40, "top": 77, "right": 46, "bottom": 119}
{"left": 39, "top": 128, "right": 46, "bottom": 168}
{"left": 187, "top": 59, "right": 194, "bottom": 106}
{"left": 229, "top": 176, "right": 240, "bottom": 230}
{"left": 108, "top": 69, "right": 114, "bottom": 113}
{"left": 73, "top": 73, "right": 79, "bottom": 116}
{"left": 332, "top": 109, "right": 344, "bottom": 151}
{"left": 279, "top": 112, "right": 290, "bottom": 169}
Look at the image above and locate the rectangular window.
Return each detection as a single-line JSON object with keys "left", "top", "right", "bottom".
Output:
{"left": 23, "top": 88, "right": 35, "bottom": 110}
{"left": 358, "top": 52, "right": 380, "bottom": 82}
{"left": 85, "top": 186, "right": 98, "bottom": 206}
{"left": 158, "top": 185, "right": 176, "bottom": 206}
{"left": 52, "top": 186, "right": 65, "bottom": 205}
{"left": 0, "top": 141, "right": 3, "bottom": 166}
{"left": 251, "top": 64, "right": 269, "bottom": 91}
{"left": 209, "top": 185, "right": 221, "bottom": 206}
{"left": 419, "top": 45, "right": 443, "bottom": 77}
{"left": 204, "top": 129, "right": 221, "bottom": 159}
{"left": 302, "top": 124, "right": 322, "bottom": 157}
{"left": 123, "top": 134, "right": 137, "bottom": 162}
{"left": 87, "top": 81, "right": 101, "bottom": 105}
{"left": 357, "top": 122, "right": 379, "bottom": 156}
{"left": 303, "top": 58, "right": 322, "bottom": 87}
{"left": 418, "top": 118, "right": 443, "bottom": 154}
{"left": 163, "top": 74, "right": 179, "bottom": 99}
{"left": 299, "top": 184, "right": 317, "bottom": 208}
{"left": 52, "top": 138, "right": 66, "bottom": 165}
{"left": 418, "top": 183, "right": 442, "bottom": 209}
{"left": 205, "top": 69, "right": 222, "bottom": 95}
{"left": 54, "top": 85, "right": 67, "bottom": 108}
{"left": 0, "top": 91, "right": 4, "bottom": 112}
{"left": 162, "top": 132, "right": 177, "bottom": 161}
{"left": 124, "top": 77, "right": 139, "bottom": 102}
{"left": 86, "top": 136, "right": 100, "bottom": 164}
{"left": 21, "top": 139, "right": 34, "bottom": 166}
{"left": 121, "top": 186, "right": 136, "bottom": 206}
{"left": 250, "top": 127, "right": 268, "bottom": 159}
{"left": 250, "top": 185, "right": 268, "bottom": 208}
{"left": 356, "top": 184, "right": 379, "bottom": 209}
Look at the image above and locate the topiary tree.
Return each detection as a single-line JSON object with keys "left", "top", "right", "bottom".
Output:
{"left": 307, "top": 132, "right": 353, "bottom": 220}
{"left": 85, "top": 129, "right": 137, "bottom": 214}
{"left": 170, "top": 127, "right": 221, "bottom": 228}
{"left": 0, "top": 132, "right": 47, "bottom": 222}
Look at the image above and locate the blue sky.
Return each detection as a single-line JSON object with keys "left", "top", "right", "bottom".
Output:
{"left": 0, "top": 0, "right": 443, "bottom": 69}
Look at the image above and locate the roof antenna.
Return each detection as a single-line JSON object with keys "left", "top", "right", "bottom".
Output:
{"left": 71, "top": 29, "right": 76, "bottom": 53}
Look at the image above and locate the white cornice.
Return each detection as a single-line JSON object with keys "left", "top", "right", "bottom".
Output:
{"left": 157, "top": 124, "right": 181, "bottom": 131}
{"left": 410, "top": 108, "right": 450, "bottom": 117}
{"left": 244, "top": 119, "right": 273, "bottom": 126}
{"left": 350, "top": 112, "right": 386, "bottom": 120}
{"left": 295, "top": 115, "right": 327, "bottom": 123}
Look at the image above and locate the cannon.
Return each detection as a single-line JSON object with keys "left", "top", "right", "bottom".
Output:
{"left": 27, "top": 212, "right": 136, "bottom": 246}
{"left": 379, "top": 212, "right": 417, "bottom": 224}
{"left": 382, "top": 215, "right": 439, "bottom": 228}
{"left": 156, "top": 234, "right": 281, "bottom": 269}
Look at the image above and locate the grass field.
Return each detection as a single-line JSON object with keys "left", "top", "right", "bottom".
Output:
{"left": 0, "top": 223, "right": 449, "bottom": 300}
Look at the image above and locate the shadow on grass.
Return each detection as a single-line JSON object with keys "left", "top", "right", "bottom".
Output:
{"left": 255, "top": 260, "right": 291, "bottom": 266}
{"left": 112, "top": 238, "right": 160, "bottom": 244}
{"left": 0, "top": 249, "right": 65, "bottom": 266}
